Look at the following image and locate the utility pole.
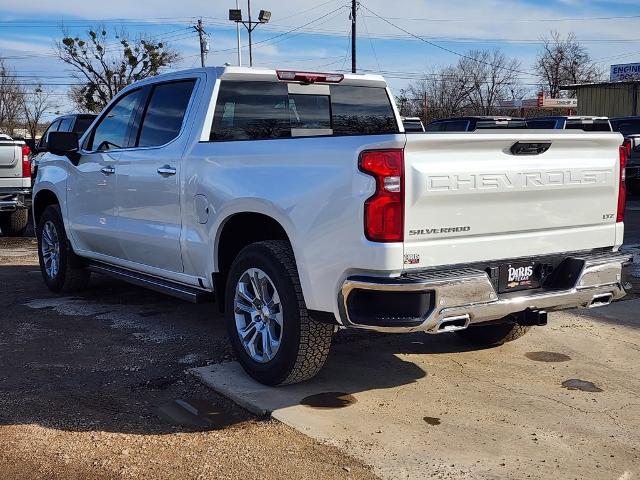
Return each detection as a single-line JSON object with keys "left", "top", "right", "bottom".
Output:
{"left": 247, "top": 0, "right": 253, "bottom": 67}
{"left": 351, "top": 0, "right": 357, "bottom": 73}
{"left": 236, "top": 0, "right": 242, "bottom": 66}
{"left": 194, "top": 19, "right": 207, "bottom": 68}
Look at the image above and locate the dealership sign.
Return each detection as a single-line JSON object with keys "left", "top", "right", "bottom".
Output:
{"left": 610, "top": 63, "right": 640, "bottom": 81}
{"left": 542, "top": 98, "right": 578, "bottom": 108}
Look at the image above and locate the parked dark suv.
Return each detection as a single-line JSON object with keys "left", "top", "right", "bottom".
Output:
{"left": 611, "top": 116, "right": 640, "bottom": 137}
{"left": 32, "top": 114, "right": 96, "bottom": 177}
{"left": 425, "top": 116, "right": 528, "bottom": 132}
{"left": 610, "top": 117, "right": 640, "bottom": 195}
{"left": 35, "top": 114, "right": 97, "bottom": 153}
{"left": 526, "top": 116, "right": 612, "bottom": 132}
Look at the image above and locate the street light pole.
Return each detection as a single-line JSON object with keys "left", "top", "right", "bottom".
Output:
{"left": 228, "top": 4, "right": 271, "bottom": 68}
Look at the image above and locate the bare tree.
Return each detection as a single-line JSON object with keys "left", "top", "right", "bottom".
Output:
{"left": 0, "top": 56, "right": 24, "bottom": 135}
{"left": 535, "top": 31, "right": 602, "bottom": 98}
{"left": 22, "top": 85, "right": 53, "bottom": 140}
{"left": 460, "top": 49, "right": 524, "bottom": 116}
{"left": 397, "top": 49, "right": 524, "bottom": 123}
{"left": 56, "top": 28, "right": 180, "bottom": 112}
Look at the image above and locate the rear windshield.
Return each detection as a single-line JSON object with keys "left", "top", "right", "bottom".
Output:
{"left": 565, "top": 120, "right": 611, "bottom": 132}
{"left": 210, "top": 81, "right": 398, "bottom": 141}
{"left": 611, "top": 118, "right": 640, "bottom": 136}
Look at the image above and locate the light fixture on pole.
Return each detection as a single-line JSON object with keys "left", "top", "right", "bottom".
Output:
{"left": 228, "top": 2, "right": 271, "bottom": 67}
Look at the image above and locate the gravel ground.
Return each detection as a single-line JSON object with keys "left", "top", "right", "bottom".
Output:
{"left": 0, "top": 237, "right": 377, "bottom": 480}
{"left": 1, "top": 198, "right": 638, "bottom": 479}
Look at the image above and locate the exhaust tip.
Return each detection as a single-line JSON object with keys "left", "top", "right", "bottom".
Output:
{"left": 436, "top": 314, "right": 470, "bottom": 333}
{"left": 589, "top": 293, "right": 614, "bottom": 308}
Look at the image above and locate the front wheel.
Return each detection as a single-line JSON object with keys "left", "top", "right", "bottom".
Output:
{"left": 0, "top": 209, "right": 28, "bottom": 237}
{"left": 225, "top": 240, "right": 334, "bottom": 386}
{"left": 36, "top": 205, "right": 90, "bottom": 293}
{"left": 456, "top": 321, "right": 530, "bottom": 347}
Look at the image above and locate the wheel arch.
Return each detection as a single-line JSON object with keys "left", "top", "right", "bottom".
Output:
{"left": 33, "top": 189, "right": 60, "bottom": 224}
{"left": 214, "top": 211, "right": 294, "bottom": 312}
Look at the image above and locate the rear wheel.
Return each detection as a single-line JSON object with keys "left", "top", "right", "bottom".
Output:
{"left": 37, "top": 205, "right": 90, "bottom": 293}
{"left": 456, "top": 321, "right": 530, "bottom": 347}
{"left": 225, "top": 240, "right": 334, "bottom": 385}
{"left": 0, "top": 209, "right": 28, "bottom": 237}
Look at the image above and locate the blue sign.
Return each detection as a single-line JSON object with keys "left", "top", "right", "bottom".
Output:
{"left": 611, "top": 63, "right": 640, "bottom": 81}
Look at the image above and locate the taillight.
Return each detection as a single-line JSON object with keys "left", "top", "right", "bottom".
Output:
{"left": 617, "top": 143, "right": 627, "bottom": 223}
{"left": 359, "top": 149, "right": 404, "bottom": 242}
{"left": 21, "top": 144, "right": 31, "bottom": 178}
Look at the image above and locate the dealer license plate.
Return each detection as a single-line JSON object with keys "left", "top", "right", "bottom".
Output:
{"left": 498, "top": 261, "right": 541, "bottom": 293}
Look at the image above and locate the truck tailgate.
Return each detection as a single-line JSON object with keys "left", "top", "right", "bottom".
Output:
{"left": 403, "top": 131, "right": 624, "bottom": 269}
{"left": 0, "top": 141, "right": 18, "bottom": 168}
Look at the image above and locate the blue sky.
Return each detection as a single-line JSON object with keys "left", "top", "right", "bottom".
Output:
{"left": 1, "top": 0, "right": 640, "bottom": 115}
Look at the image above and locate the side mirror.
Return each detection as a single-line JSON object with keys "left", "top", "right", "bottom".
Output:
{"left": 48, "top": 131, "right": 79, "bottom": 156}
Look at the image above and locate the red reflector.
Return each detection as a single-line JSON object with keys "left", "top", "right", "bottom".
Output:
{"left": 21, "top": 144, "right": 31, "bottom": 178}
{"left": 359, "top": 149, "right": 404, "bottom": 242}
{"left": 617, "top": 144, "right": 627, "bottom": 223}
{"left": 276, "top": 70, "right": 344, "bottom": 84}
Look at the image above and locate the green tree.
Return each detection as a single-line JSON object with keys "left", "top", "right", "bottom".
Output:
{"left": 57, "top": 28, "right": 180, "bottom": 112}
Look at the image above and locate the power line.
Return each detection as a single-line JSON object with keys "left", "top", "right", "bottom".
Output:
{"left": 363, "top": 13, "right": 640, "bottom": 23}
{"left": 359, "top": 4, "right": 535, "bottom": 77}
{"left": 209, "top": 4, "right": 349, "bottom": 54}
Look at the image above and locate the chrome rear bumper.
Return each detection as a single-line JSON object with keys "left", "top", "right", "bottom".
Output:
{"left": 339, "top": 251, "right": 632, "bottom": 333}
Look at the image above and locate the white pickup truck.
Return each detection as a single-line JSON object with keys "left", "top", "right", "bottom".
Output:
{"left": 0, "top": 134, "right": 31, "bottom": 236}
{"left": 33, "top": 67, "right": 632, "bottom": 385}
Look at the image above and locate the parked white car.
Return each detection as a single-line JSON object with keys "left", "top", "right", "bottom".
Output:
{"left": 33, "top": 67, "right": 633, "bottom": 385}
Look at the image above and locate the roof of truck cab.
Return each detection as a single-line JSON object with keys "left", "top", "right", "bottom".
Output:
{"left": 132, "top": 66, "right": 388, "bottom": 88}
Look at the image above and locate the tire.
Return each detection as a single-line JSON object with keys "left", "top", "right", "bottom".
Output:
{"left": 36, "top": 204, "right": 90, "bottom": 293}
{"left": 456, "top": 321, "right": 530, "bottom": 347}
{"left": 0, "top": 209, "right": 28, "bottom": 237}
{"left": 224, "top": 240, "right": 334, "bottom": 386}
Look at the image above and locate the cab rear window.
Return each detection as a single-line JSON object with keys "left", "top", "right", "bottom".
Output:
{"left": 210, "top": 81, "right": 398, "bottom": 141}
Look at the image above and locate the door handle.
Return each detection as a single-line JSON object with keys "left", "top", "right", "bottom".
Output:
{"left": 157, "top": 165, "right": 177, "bottom": 177}
{"left": 100, "top": 166, "right": 115, "bottom": 175}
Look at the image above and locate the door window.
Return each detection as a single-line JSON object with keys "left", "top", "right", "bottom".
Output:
{"left": 72, "top": 116, "right": 96, "bottom": 134}
{"left": 137, "top": 80, "right": 196, "bottom": 148}
{"left": 57, "top": 118, "right": 73, "bottom": 132}
{"left": 443, "top": 120, "right": 470, "bottom": 131}
{"left": 38, "top": 120, "right": 60, "bottom": 150}
{"left": 89, "top": 89, "right": 146, "bottom": 151}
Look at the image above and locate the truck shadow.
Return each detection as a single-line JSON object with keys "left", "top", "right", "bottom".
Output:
{"left": 0, "top": 261, "right": 453, "bottom": 436}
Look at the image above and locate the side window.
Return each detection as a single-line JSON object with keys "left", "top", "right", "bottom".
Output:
{"left": 527, "top": 120, "right": 557, "bottom": 129}
{"left": 57, "top": 118, "right": 73, "bottom": 132}
{"left": 425, "top": 122, "right": 443, "bottom": 132}
{"left": 72, "top": 116, "right": 95, "bottom": 135}
{"left": 39, "top": 120, "right": 60, "bottom": 149}
{"left": 443, "top": 120, "right": 469, "bottom": 131}
{"left": 137, "top": 80, "right": 196, "bottom": 148}
{"left": 211, "top": 81, "right": 289, "bottom": 141}
{"left": 89, "top": 89, "right": 146, "bottom": 151}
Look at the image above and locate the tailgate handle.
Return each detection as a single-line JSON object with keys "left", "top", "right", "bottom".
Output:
{"left": 510, "top": 142, "right": 551, "bottom": 156}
